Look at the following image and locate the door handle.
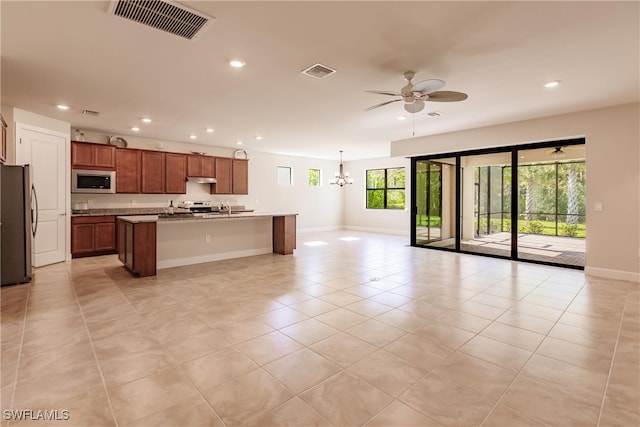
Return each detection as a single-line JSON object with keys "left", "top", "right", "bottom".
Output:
{"left": 31, "top": 184, "right": 39, "bottom": 237}
{"left": 60, "top": 212, "right": 67, "bottom": 216}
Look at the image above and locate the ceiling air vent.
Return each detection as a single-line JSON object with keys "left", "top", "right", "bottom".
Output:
{"left": 108, "top": 0, "right": 214, "bottom": 41}
{"left": 82, "top": 109, "right": 100, "bottom": 117}
{"left": 302, "top": 63, "right": 337, "bottom": 79}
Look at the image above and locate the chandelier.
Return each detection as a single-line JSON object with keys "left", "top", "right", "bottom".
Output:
{"left": 329, "top": 150, "right": 353, "bottom": 186}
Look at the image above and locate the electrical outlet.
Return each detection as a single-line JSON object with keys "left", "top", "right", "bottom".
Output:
{"left": 131, "top": 199, "right": 137, "bottom": 205}
{"left": 205, "top": 235, "right": 211, "bottom": 243}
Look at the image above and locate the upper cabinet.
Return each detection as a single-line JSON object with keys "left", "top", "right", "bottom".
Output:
{"left": 188, "top": 155, "right": 216, "bottom": 178}
{"left": 69, "top": 142, "right": 245, "bottom": 195}
{"left": 0, "top": 113, "right": 7, "bottom": 163}
{"left": 211, "top": 157, "right": 232, "bottom": 194}
{"left": 141, "top": 151, "right": 165, "bottom": 194}
{"left": 165, "top": 153, "right": 187, "bottom": 194}
{"left": 211, "top": 158, "right": 248, "bottom": 195}
{"left": 232, "top": 159, "right": 249, "bottom": 195}
{"left": 71, "top": 141, "right": 115, "bottom": 170}
{"left": 115, "top": 148, "right": 141, "bottom": 193}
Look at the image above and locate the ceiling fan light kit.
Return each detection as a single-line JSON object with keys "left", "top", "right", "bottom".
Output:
{"left": 366, "top": 71, "right": 468, "bottom": 113}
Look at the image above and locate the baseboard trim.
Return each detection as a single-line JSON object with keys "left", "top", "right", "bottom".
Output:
{"left": 585, "top": 267, "right": 640, "bottom": 283}
{"left": 298, "top": 225, "right": 342, "bottom": 234}
{"left": 344, "top": 225, "right": 409, "bottom": 237}
{"left": 158, "top": 247, "right": 273, "bottom": 269}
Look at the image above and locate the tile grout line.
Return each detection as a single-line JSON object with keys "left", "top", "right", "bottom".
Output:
{"left": 476, "top": 273, "right": 589, "bottom": 426}
{"left": 67, "top": 261, "right": 121, "bottom": 427}
{"left": 6, "top": 279, "right": 32, "bottom": 423}
{"left": 595, "top": 286, "right": 630, "bottom": 427}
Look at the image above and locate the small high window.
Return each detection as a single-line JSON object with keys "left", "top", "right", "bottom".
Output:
{"left": 308, "top": 169, "right": 321, "bottom": 186}
{"left": 277, "top": 166, "right": 292, "bottom": 186}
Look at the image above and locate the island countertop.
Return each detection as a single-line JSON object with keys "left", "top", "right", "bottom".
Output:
{"left": 117, "top": 213, "right": 298, "bottom": 276}
{"left": 117, "top": 212, "right": 298, "bottom": 223}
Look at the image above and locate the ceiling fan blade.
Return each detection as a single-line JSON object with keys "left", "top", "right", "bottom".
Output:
{"left": 404, "top": 100, "right": 425, "bottom": 113}
{"left": 364, "top": 99, "right": 401, "bottom": 111}
{"left": 411, "top": 79, "right": 445, "bottom": 94}
{"left": 426, "top": 91, "right": 469, "bottom": 102}
{"left": 366, "top": 90, "right": 401, "bottom": 96}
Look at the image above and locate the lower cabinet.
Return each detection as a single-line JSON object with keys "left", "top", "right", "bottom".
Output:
{"left": 71, "top": 216, "right": 117, "bottom": 258}
{"left": 118, "top": 219, "right": 156, "bottom": 277}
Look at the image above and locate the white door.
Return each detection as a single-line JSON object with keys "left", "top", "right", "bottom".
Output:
{"left": 16, "top": 125, "right": 67, "bottom": 267}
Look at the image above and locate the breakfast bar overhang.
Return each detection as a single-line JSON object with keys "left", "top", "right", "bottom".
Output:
{"left": 117, "top": 213, "right": 297, "bottom": 277}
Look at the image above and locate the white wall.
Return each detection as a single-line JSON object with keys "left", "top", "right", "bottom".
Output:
{"left": 343, "top": 156, "right": 411, "bottom": 236}
{"left": 392, "top": 102, "right": 640, "bottom": 281}
{"left": 71, "top": 131, "right": 344, "bottom": 232}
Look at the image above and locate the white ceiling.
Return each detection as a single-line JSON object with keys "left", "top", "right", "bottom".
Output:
{"left": 1, "top": 1, "right": 638, "bottom": 160}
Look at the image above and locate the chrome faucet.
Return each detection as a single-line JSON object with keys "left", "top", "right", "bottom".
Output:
{"left": 226, "top": 205, "right": 232, "bottom": 216}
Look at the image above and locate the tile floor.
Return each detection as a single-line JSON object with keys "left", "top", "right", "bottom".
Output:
{"left": 1, "top": 230, "right": 638, "bottom": 426}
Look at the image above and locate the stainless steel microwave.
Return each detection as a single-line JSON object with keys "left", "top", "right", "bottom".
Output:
{"left": 72, "top": 169, "right": 116, "bottom": 193}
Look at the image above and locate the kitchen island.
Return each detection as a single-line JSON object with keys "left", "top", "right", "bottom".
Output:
{"left": 117, "top": 212, "right": 297, "bottom": 277}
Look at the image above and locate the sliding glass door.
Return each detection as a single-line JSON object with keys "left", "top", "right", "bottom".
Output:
{"left": 415, "top": 159, "right": 456, "bottom": 248}
{"left": 459, "top": 152, "right": 512, "bottom": 258}
{"left": 411, "top": 139, "right": 586, "bottom": 269}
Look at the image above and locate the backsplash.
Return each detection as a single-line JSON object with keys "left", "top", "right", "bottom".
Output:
{"left": 71, "top": 182, "right": 249, "bottom": 209}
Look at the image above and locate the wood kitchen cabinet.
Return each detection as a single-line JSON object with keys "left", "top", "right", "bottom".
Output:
{"left": 210, "top": 157, "right": 247, "bottom": 195}
{"left": 141, "top": 150, "right": 165, "bottom": 193}
{"left": 71, "top": 216, "right": 117, "bottom": 258}
{"left": 165, "top": 153, "right": 187, "bottom": 194}
{"left": 211, "top": 157, "right": 232, "bottom": 194}
{"left": 0, "top": 113, "right": 7, "bottom": 164}
{"left": 232, "top": 159, "right": 249, "bottom": 195}
{"left": 115, "top": 148, "right": 141, "bottom": 193}
{"left": 71, "top": 141, "right": 116, "bottom": 170}
{"left": 273, "top": 215, "right": 296, "bottom": 255}
{"left": 188, "top": 155, "right": 216, "bottom": 178}
{"left": 118, "top": 218, "right": 156, "bottom": 277}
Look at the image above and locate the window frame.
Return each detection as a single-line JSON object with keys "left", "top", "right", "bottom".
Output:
{"left": 277, "top": 166, "right": 292, "bottom": 186}
{"left": 366, "top": 167, "right": 406, "bottom": 209}
{"left": 308, "top": 168, "right": 321, "bottom": 187}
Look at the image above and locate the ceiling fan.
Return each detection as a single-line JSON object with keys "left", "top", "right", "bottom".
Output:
{"left": 365, "top": 71, "right": 468, "bottom": 113}
{"left": 547, "top": 146, "right": 584, "bottom": 158}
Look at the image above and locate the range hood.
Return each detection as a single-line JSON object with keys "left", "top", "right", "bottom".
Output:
{"left": 187, "top": 176, "right": 217, "bottom": 184}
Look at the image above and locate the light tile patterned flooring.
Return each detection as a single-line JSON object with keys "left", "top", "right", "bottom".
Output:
{"left": 1, "top": 230, "right": 638, "bottom": 426}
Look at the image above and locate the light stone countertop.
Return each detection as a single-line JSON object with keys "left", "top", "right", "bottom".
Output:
{"left": 118, "top": 212, "right": 297, "bottom": 224}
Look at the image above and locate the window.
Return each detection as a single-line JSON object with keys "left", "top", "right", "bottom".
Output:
{"left": 366, "top": 167, "right": 405, "bottom": 209}
{"left": 277, "top": 166, "right": 292, "bottom": 186}
{"left": 308, "top": 169, "right": 321, "bottom": 186}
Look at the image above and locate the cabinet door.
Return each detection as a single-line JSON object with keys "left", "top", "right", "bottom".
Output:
{"left": 211, "top": 157, "right": 232, "bottom": 194}
{"left": 141, "top": 151, "right": 165, "bottom": 193}
{"left": 124, "top": 222, "right": 134, "bottom": 270}
{"left": 71, "top": 142, "right": 95, "bottom": 168}
{"left": 118, "top": 220, "right": 126, "bottom": 263}
{"left": 71, "top": 142, "right": 115, "bottom": 170}
{"left": 166, "top": 153, "right": 187, "bottom": 194}
{"left": 94, "top": 144, "right": 116, "bottom": 169}
{"left": 232, "top": 159, "right": 249, "bottom": 194}
{"left": 1, "top": 113, "right": 7, "bottom": 163}
{"left": 71, "top": 223, "right": 95, "bottom": 255}
{"left": 202, "top": 156, "right": 215, "bottom": 177}
{"left": 116, "top": 149, "right": 141, "bottom": 193}
{"left": 94, "top": 222, "right": 116, "bottom": 251}
{"left": 187, "top": 155, "right": 202, "bottom": 176}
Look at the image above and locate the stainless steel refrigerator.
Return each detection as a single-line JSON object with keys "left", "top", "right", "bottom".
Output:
{"left": 1, "top": 164, "right": 37, "bottom": 286}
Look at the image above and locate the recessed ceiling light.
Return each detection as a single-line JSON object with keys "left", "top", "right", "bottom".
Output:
{"left": 255, "top": 135, "right": 263, "bottom": 140}
{"left": 206, "top": 128, "right": 214, "bottom": 133}
{"left": 141, "top": 118, "right": 152, "bottom": 123}
{"left": 131, "top": 127, "right": 140, "bottom": 132}
{"left": 56, "top": 104, "right": 69, "bottom": 110}
{"left": 189, "top": 135, "right": 197, "bottom": 139}
{"left": 397, "top": 116, "right": 407, "bottom": 121}
{"left": 229, "top": 59, "right": 246, "bottom": 68}
{"left": 544, "top": 80, "right": 561, "bottom": 88}
{"left": 236, "top": 141, "right": 243, "bottom": 146}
